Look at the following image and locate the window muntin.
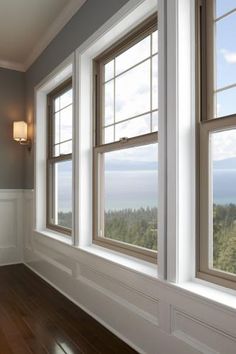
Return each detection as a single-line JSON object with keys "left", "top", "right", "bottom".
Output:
{"left": 208, "top": 1, "right": 236, "bottom": 119}
{"left": 198, "top": 0, "right": 236, "bottom": 288}
{"left": 98, "top": 18, "right": 158, "bottom": 146}
{"left": 47, "top": 79, "right": 73, "bottom": 235}
{"left": 94, "top": 16, "right": 158, "bottom": 262}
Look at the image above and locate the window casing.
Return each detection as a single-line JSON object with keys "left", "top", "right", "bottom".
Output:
{"left": 47, "top": 79, "right": 73, "bottom": 236}
{"left": 198, "top": 0, "right": 236, "bottom": 289}
{"left": 93, "top": 16, "right": 158, "bottom": 263}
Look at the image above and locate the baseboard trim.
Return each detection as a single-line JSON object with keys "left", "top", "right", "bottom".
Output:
{"left": 24, "top": 262, "right": 145, "bottom": 354}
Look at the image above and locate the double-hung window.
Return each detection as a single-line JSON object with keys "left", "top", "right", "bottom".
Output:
{"left": 198, "top": 0, "right": 236, "bottom": 289}
{"left": 47, "top": 79, "right": 73, "bottom": 236}
{"left": 93, "top": 16, "right": 158, "bottom": 263}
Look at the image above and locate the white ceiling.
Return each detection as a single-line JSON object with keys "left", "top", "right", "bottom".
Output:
{"left": 0, "top": 0, "right": 86, "bottom": 71}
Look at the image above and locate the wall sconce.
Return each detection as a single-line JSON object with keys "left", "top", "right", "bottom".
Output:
{"left": 13, "top": 121, "right": 31, "bottom": 151}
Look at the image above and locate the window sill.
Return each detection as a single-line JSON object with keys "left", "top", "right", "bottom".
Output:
{"left": 34, "top": 229, "right": 72, "bottom": 246}
{"left": 80, "top": 244, "right": 158, "bottom": 279}
{"left": 178, "top": 278, "right": 236, "bottom": 312}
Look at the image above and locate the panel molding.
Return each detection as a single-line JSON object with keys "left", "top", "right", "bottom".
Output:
{"left": 0, "top": 189, "right": 23, "bottom": 265}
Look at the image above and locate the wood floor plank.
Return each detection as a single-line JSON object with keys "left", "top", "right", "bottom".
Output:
{"left": 0, "top": 265, "right": 137, "bottom": 354}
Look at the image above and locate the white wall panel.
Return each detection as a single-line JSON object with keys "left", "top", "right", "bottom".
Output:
{"left": 0, "top": 190, "right": 23, "bottom": 265}
{"left": 22, "top": 190, "right": 236, "bottom": 354}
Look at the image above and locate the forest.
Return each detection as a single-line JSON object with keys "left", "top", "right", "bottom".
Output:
{"left": 105, "top": 207, "right": 157, "bottom": 250}
{"left": 58, "top": 204, "right": 236, "bottom": 275}
{"left": 213, "top": 204, "right": 236, "bottom": 275}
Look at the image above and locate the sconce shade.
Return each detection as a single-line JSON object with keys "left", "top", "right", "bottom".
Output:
{"left": 13, "top": 121, "right": 27, "bottom": 142}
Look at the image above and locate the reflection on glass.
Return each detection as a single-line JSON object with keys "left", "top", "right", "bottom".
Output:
{"left": 60, "top": 89, "right": 72, "bottom": 110}
{"left": 54, "top": 141, "right": 72, "bottom": 156}
{"left": 54, "top": 113, "right": 60, "bottom": 144}
{"left": 104, "top": 60, "right": 114, "bottom": 82}
{"left": 211, "top": 129, "right": 236, "bottom": 275}
{"left": 103, "top": 144, "right": 158, "bottom": 250}
{"left": 152, "top": 55, "right": 158, "bottom": 110}
{"left": 104, "top": 80, "right": 114, "bottom": 126}
{"left": 216, "top": 13, "right": 236, "bottom": 89}
{"left": 60, "top": 141, "right": 72, "bottom": 155}
{"left": 55, "top": 89, "right": 72, "bottom": 112}
{"left": 152, "top": 111, "right": 158, "bottom": 131}
{"left": 216, "top": 87, "right": 236, "bottom": 118}
{"left": 216, "top": 0, "right": 236, "bottom": 19}
{"left": 60, "top": 106, "right": 72, "bottom": 142}
{"left": 115, "top": 60, "right": 150, "bottom": 122}
{"left": 116, "top": 36, "right": 150, "bottom": 75}
{"left": 104, "top": 126, "right": 114, "bottom": 144}
{"left": 115, "top": 114, "right": 150, "bottom": 141}
{"left": 152, "top": 30, "right": 158, "bottom": 54}
{"left": 55, "top": 160, "right": 72, "bottom": 229}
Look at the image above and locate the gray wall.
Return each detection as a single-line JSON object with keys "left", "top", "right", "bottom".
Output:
{"left": 24, "top": 0, "right": 130, "bottom": 188}
{"left": 0, "top": 68, "right": 25, "bottom": 188}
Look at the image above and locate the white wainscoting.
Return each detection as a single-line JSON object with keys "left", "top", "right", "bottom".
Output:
{"left": 0, "top": 189, "right": 24, "bottom": 265}
{"left": 20, "top": 190, "right": 236, "bottom": 354}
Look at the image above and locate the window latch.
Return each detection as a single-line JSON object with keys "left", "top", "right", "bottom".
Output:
{"left": 119, "top": 137, "right": 129, "bottom": 143}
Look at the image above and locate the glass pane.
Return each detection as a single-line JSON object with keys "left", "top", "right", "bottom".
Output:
{"left": 53, "top": 145, "right": 60, "bottom": 157}
{"left": 104, "top": 126, "right": 114, "bottom": 144}
{"left": 216, "top": 12, "right": 236, "bottom": 89}
{"left": 54, "top": 141, "right": 72, "bottom": 156}
{"left": 104, "top": 60, "right": 114, "bottom": 81}
{"left": 152, "top": 30, "right": 158, "bottom": 54}
{"left": 216, "top": 0, "right": 236, "bottom": 18}
{"left": 115, "top": 36, "right": 151, "bottom": 75}
{"left": 103, "top": 144, "right": 158, "bottom": 251}
{"left": 54, "top": 113, "right": 60, "bottom": 144}
{"left": 104, "top": 80, "right": 114, "bottom": 126}
{"left": 60, "top": 89, "right": 72, "bottom": 110}
{"left": 60, "top": 105, "right": 72, "bottom": 142}
{"left": 216, "top": 87, "right": 236, "bottom": 117}
{"left": 55, "top": 160, "right": 72, "bottom": 229}
{"left": 211, "top": 129, "right": 236, "bottom": 275}
{"left": 55, "top": 97, "right": 60, "bottom": 112}
{"left": 152, "top": 55, "right": 158, "bottom": 110}
{"left": 115, "top": 114, "right": 151, "bottom": 141}
{"left": 152, "top": 111, "right": 158, "bottom": 131}
{"left": 60, "top": 140, "right": 72, "bottom": 155}
{"left": 115, "top": 60, "right": 150, "bottom": 122}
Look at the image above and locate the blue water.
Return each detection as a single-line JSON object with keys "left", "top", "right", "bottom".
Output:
{"left": 58, "top": 167, "right": 236, "bottom": 212}
{"left": 213, "top": 169, "right": 236, "bottom": 205}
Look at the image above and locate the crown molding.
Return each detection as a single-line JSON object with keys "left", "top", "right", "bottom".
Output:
{"left": 0, "top": 60, "right": 25, "bottom": 72}
{"left": 0, "top": 0, "right": 87, "bottom": 73}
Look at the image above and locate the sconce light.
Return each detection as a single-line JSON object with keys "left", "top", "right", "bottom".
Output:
{"left": 13, "top": 121, "right": 31, "bottom": 151}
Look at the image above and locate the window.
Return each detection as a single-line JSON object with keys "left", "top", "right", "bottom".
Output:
{"left": 93, "top": 16, "right": 158, "bottom": 263}
{"left": 47, "top": 79, "right": 73, "bottom": 235}
{"left": 198, "top": 0, "right": 236, "bottom": 288}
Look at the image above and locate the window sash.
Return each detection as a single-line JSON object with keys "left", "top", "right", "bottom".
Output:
{"left": 46, "top": 79, "right": 73, "bottom": 235}
{"left": 198, "top": 0, "right": 236, "bottom": 288}
{"left": 94, "top": 15, "right": 158, "bottom": 146}
{"left": 93, "top": 133, "right": 158, "bottom": 263}
{"left": 93, "top": 16, "right": 158, "bottom": 262}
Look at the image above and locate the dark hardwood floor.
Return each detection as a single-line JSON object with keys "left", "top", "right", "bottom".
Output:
{"left": 0, "top": 264, "right": 137, "bottom": 354}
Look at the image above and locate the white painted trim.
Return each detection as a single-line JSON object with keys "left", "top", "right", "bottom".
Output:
{"left": 24, "top": 263, "right": 146, "bottom": 354}
{"left": 0, "top": 0, "right": 87, "bottom": 72}
{"left": 34, "top": 54, "right": 74, "bottom": 234}
{"left": 75, "top": 0, "right": 158, "bottom": 253}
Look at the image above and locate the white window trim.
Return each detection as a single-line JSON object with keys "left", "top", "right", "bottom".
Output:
{"left": 34, "top": 53, "right": 75, "bottom": 244}
{"left": 75, "top": 0, "right": 161, "bottom": 274}
{"left": 33, "top": 0, "right": 236, "bottom": 302}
